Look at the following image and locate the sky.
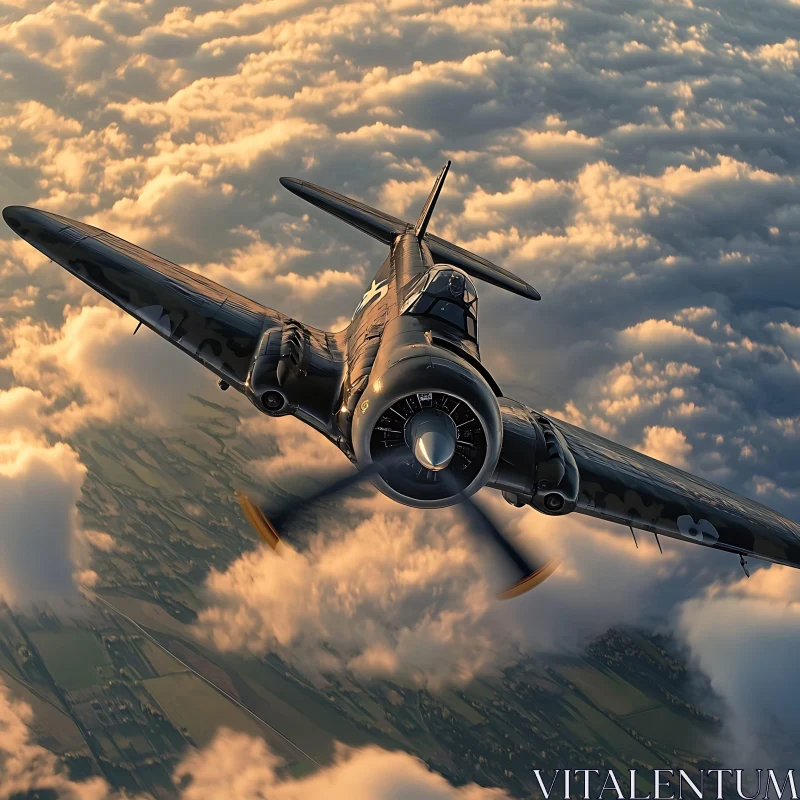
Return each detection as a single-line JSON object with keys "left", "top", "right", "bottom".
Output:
{"left": 2, "top": 0, "right": 800, "bottom": 790}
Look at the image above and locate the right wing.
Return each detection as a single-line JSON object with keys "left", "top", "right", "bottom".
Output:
{"left": 493, "top": 399, "right": 800, "bottom": 569}
{"left": 3, "top": 205, "right": 283, "bottom": 389}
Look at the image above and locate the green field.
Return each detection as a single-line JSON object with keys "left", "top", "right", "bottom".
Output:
{"left": 162, "top": 510, "right": 216, "bottom": 547}
{"left": 121, "top": 454, "right": 184, "bottom": 494}
{"left": 97, "top": 593, "right": 189, "bottom": 637}
{"left": 562, "top": 694, "right": 657, "bottom": 766}
{"left": 436, "top": 690, "right": 486, "bottom": 725}
{"left": 93, "top": 730, "right": 121, "bottom": 761}
{"left": 142, "top": 673, "right": 265, "bottom": 748}
{"left": 229, "top": 656, "right": 379, "bottom": 754}
{"left": 164, "top": 440, "right": 212, "bottom": 468}
{"left": 138, "top": 640, "right": 186, "bottom": 677}
{"left": 30, "top": 629, "right": 113, "bottom": 691}
{"left": 623, "top": 705, "right": 711, "bottom": 753}
{"left": 2, "top": 677, "right": 86, "bottom": 754}
{"left": 555, "top": 661, "right": 655, "bottom": 716}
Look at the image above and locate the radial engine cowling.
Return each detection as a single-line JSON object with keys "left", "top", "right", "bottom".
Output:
{"left": 351, "top": 352, "right": 503, "bottom": 508}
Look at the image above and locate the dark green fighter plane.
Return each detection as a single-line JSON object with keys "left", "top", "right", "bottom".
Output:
{"left": 5, "top": 161, "right": 800, "bottom": 598}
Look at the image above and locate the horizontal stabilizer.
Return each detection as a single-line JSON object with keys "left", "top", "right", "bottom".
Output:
{"left": 279, "top": 177, "right": 408, "bottom": 244}
{"left": 425, "top": 233, "right": 541, "bottom": 301}
{"left": 280, "top": 170, "right": 541, "bottom": 302}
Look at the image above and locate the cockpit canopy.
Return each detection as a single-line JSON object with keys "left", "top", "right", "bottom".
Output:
{"left": 400, "top": 265, "right": 478, "bottom": 340}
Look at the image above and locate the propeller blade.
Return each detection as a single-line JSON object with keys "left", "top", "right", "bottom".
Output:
{"left": 235, "top": 490, "right": 285, "bottom": 553}
{"left": 448, "top": 480, "right": 559, "bottom": 600}
{"left": 236, "top": 466, "right": 369, "bottom": 544}
{"left": 235, "top": 449, "right": 407, "bottom": 542}
{"left": 495, "top": 560, "right": 559, "bottom": 600}
{"left": 456, "top": 493, "right": 537, "bottom": 576}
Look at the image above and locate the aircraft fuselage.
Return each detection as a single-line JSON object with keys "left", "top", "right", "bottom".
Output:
{"left": 247, "top": 230, "right": 505, "bottom": 507}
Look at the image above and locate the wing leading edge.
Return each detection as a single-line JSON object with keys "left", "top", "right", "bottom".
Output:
{"left": 3, "top": 206, "right": 284, "bottom": 389}
{"left": 502, "top": 401, "right": 800, "bottom": 569}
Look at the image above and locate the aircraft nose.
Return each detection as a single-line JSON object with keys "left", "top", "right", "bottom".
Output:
{"left": 408, "top": 409, "right": 457, "bottom": 472}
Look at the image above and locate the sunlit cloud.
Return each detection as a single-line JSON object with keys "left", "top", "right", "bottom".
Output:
{"left": 0, "top": 388, "right": 88, "bottom": 604}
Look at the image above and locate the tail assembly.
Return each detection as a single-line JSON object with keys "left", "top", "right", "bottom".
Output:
{"left": 279, "top": 161, "right": 540, "bottom": 302}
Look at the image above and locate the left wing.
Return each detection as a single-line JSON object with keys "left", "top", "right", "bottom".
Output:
{"left": 3, "top": 206, "right": 283, "bottom": 389}
{"left": 493, "top": 399, "right": 800, "bottom": 569}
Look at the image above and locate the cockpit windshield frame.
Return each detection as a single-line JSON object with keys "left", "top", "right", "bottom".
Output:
{"left": 401, "top": 264, "right": 478, "bottom": 340}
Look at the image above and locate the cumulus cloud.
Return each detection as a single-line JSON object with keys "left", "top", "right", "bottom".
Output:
{"left": 196, "top": 473, "right": 731, "bottom": 688}
{"left": 0, "top": 303, "right": 212, "bottom": 433}
{"left": 83, "top": 529, "right": 117, "bottom": 553}
{"left": 639, "top": 424, "right": 692, "bottom": 469}
{"left": 676, "top": 565, "right": 800, "bottom": 766}
{"left": 178, "top": 731, "right": 511, "bottom": 800}
{"left": 195, "top": 500, "right": 524, "bottom": 689}
{"left": 200, "top": 410, "right": 729, "bottom": 691}
{"left": 755, "top": 38, "right": 800, "bottom": 69}
{"left": 0, "top": 437, "right": 86, "bottom": 602}
{"left": 488, "top": 497, "right": 736, "bottom": 653}
{"left": 0, "top": 387, "right": 88, "bottom": 604}
{"left": 619, "top": 318, "right": 712, "bottom": 352}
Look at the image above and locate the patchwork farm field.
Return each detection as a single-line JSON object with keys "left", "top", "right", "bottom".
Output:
{"left": 30, "top": 629, "right": 113, "bottom": 691}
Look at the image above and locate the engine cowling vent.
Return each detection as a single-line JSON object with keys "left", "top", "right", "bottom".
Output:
{"left": 276, "top": 323, "right": 308, "bottom": 386}
{"left": 369, "top": 391, "right": 488, "bottom": 502}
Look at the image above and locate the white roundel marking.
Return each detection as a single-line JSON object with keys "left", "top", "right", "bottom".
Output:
{"left": 353, "top": 279, "right": 388, "bottom": 318}
{"left": 677, "top": 515, "right": 720, "bottom": 543}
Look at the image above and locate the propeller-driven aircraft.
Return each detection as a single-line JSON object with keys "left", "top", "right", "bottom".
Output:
{"left": 5, "top": 161, "right": 800, "bottom": 598}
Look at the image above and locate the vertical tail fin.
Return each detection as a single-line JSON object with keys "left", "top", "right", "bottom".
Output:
{"left": 414, "top": 160, "right": 451, "bottom": 238}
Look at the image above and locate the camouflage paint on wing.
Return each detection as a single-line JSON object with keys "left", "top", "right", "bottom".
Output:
{"left": 538, "top": 411, "right": 800, "bottom": 569}
{"left": 3, "top": 206, "right": 282, "bottom": 388}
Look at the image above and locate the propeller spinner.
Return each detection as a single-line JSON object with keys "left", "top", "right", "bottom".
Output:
{"left": 408, "top": 408, "right": 457, "bottom": 471}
